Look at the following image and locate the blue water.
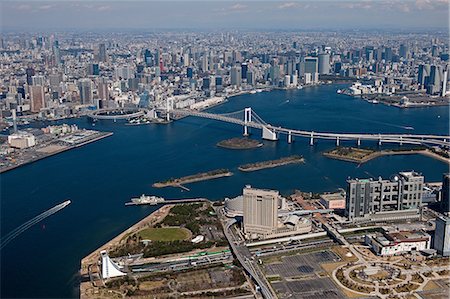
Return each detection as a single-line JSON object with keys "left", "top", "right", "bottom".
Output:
{"left": 1, "top": 84, "right": 448, "bottom": 298}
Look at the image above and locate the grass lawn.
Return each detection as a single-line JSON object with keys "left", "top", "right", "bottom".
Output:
{"left": 138, "top": 227, "right": 191, "bottom": 241}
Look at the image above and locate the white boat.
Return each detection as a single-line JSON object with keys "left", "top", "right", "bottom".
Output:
{"left": 250, "top": 90, "right": 257, "bottom": 94}
{"left": 337, "top": 89, "right": 342, "bottom": 94}
{"left": 297, "top": 86, "right": 303, "bottom": 90}
{"left": 131, "top": 194, "right": 165, "bottom": 205}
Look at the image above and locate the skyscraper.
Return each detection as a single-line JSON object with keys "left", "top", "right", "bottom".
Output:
{"left": 230, "top": 65, "right": 242, "bottom": 86}
{"left": 26, "top": 67, "right": 35, "bottom": 85}
{"left": 29, "top": 85, "right": 45, "bottom": 112}
{"left": 78, "top": 79, "right": 93, "bottom": 104}
{"left": 418, "top": 64, "right": 431, "bottom": 88}
{"left": 241, "top": 63, "right": 248, "bottom": 80}
{"left": 318, "top": 53, "right": 330, "bottom": 74}
{"left": 303, "top": 57, "right": 318, "bottom": 75}
{"left": 98, "top": 43, "right": 107, "bottom": 62}
{"left": 399, "top": 44, "right": 409, "bottom": 59}
{"left": 243, "top": 186, "right": 279, "bottom": 238}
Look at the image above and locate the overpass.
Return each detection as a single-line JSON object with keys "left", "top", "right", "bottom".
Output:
{"left": 166, "top": 107, "right": 450, "bottom": 148}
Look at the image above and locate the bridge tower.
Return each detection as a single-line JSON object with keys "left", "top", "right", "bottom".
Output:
{"left": 287, "top": 131, "right": 293, "bottom": 143}
{"left": 310, "top": 132, "right": 314, "bottom": 146}
{"left": 357, "top": 138, "right": 361, "bottom": 146}
{"left": 243, "top": 107, "right": 252, "bottom": 136}
{"left": 336, "top": 136, "right": 340, "bottom": 146}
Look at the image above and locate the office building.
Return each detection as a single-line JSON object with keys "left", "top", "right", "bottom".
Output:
{"left": 243, "top": 186, "right": 278, "bottom": 237}
{"left": 418, "top": 64, "right": 431, "bottom": 88}
{"left": 26, "top": 67, "right": 35, "bottom": 85}
{"left": 230, "top": 65, "right": 242, "bottom": 87}
{"left": 303, "top": 57, "right": 318, "bottom": 75}
{"left": 346, "top": 171, "right": 424, "bottom": 222}
{"left": 318, "top": 53, "right": 330, "bottom": 74}
{"left": 78, "top": 79, "right": 93, "bottom": 104}
{"left": 433, "top": 216, "right": 450, "bottom": 256}
{"left": 241, "top": 63, "right": 248, "bottom": 79}
{"left": 98, "top": 43, "right": 107, "bottom": 62}
{"left": 399, "top": 44, "right": 409, "bottom": 59}
{"left": 29, "top": 85, "right": 45, "bottom": 112}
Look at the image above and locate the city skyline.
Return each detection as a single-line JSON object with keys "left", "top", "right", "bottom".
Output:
{"left": 2, "top": 0, "right": 449, "bottom": 31}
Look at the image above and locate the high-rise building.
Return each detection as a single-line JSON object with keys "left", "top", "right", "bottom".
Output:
{"left": 31, "top": 75, "right": 45, "bottom": 86}
{"left": 241, "top": 63, "right": 248, "bottom": 80}
{"left": 247, "top": 71, "right": 256, "bottom": 86}
{"left": 303, "top": 57, "right": 318, "bottom": 75}
{"left": 230, "top": 65, "right": 242, "bottom": 86}
{"left": 427, "top": 65, "right": 443, "bottom": 95}
{"left": 384, "top": 47, "right": 393, "bottom": 61}
{"left": 187, "top": 67, "right": 193, "bottom": 79}
{"left": 52, "top": 40, "right": 61, "bottom": 65}
{"left": 346, "top": 171, "right": 424, "bottom": 222}
{"left": 418, "top": 64, "right": 431, "bottom": 88}
{"left": 29, "top": 85, "right": 45, "bottom": 112}
{"left": 433, "top": 216, "right": 450, "bottom": 256}
{"left": 243, "top": 186, "right": 279, "bottom": 238}
{"left": 318, "top": 53, "right": 330, "bottom": 74}
{"left": 98, "top": 43, "right": 107, "bottom": 62}
{"left": 78, "top": 79, "right": 93, "bottom": 104}
{"left": 97, "top": 82, "right": 109, "bottom": 101}
{"left": 399, "top": 44, "right": 409, "bottom": 59}
{"left": 26, "top": 67, "right": 35, "bottom": 85}
{"left": 441, "top": 173, "right": 450, "bottom": 216}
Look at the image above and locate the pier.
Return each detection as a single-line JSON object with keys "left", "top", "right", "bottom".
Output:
{"left": 125, "top": 198, "right": 208, "bottom": 206}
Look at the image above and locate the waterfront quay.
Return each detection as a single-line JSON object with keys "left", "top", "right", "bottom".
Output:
{"left": 0, "top": 129, "right": 113, "bottom": 173}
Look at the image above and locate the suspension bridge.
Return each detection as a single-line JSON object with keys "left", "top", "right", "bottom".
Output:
{"left": 165, "top": 107, "right": 450, "bottom": 147}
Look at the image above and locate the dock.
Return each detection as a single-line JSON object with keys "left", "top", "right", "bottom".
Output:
{"left": 125, "top": 198, "right": 208, "bottom": 206}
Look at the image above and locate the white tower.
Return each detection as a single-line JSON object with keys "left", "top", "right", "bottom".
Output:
{"left": 100, "top": 250, "right": 127, "bottom": 279}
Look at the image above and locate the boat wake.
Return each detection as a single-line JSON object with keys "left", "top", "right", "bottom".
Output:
{"left": 0, "top": 200, "right": 71, "bottom": 250}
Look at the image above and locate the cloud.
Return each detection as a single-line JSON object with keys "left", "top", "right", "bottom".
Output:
{"left": 415, "top": 0, "right": 448, "bottom": 10}
{"left": 16, "top": 4, "right": 32, "bottom": 11}
{"left": 97, "top": 5, "right": 112, "bottom": 12}
{"left": 230, "top": 3, "right": 247, "bottom": 11}
{"left": 38, "top": 4, "right": 55, "bottom": 10}
{"left": 278, "top": 2, "right": 299, "bottom": 9}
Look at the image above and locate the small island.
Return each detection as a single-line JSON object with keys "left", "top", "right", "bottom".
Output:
{"left": 217, "top": 137, "right": 263, "bottom": 149}
{"left": 323, "top": 146, "right": 450, "bottom": 164}
{"left": 238, "top": 155, "right": 304, "bottom": 172}
{"left": 153, "top": 168, "right": 233, "bottom": 188}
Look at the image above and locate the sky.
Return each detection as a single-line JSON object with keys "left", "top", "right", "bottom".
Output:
{"left": 1, "top": 0, "right": 449, "bottom": 31}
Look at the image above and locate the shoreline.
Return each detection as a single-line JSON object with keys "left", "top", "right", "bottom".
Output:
{"left": 324, "top": 148, "right": 449, "bottom": 165}
{"left": 238, "top": 155, "right": 304, "bottom": 172}
{"left": 80, "top": 205, "right": 173, "bottom": 296}
{"left": 153, "top": 169, "right": 233, "bottom": 188}
{"left": 0, "top": 132, "right": 113, "bottom": 174}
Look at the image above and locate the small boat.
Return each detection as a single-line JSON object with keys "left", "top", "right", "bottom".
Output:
{"left": 337, "top": 89, "right": 342, "bottom": 93}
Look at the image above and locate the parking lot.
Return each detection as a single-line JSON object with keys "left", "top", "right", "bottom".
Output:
{"left": 272, "top": 277, "right": 345, "bottom": 299}
{"left": 265, "top": 250, "right": 340, "bottom": 278}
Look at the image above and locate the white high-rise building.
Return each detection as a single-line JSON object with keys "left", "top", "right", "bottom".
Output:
{"left": 243, "top": 186, "right": 278, "bottom": 238}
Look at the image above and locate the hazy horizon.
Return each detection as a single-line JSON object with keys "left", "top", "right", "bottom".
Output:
{"left": 1, "top": 0, "right": 449, "bottom": 32}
